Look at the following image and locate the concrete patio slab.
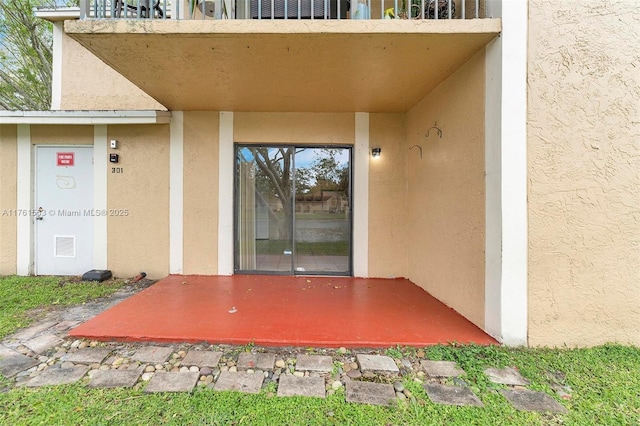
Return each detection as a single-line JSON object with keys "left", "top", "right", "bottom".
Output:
{"left": 485, "top": 367, "right": 530, "bottom": 386}
{"left": 277, "top": 375, "right": 325, "bottom": 398}
{"left": 131, "top": 346, "right": 174, "bottom": 364}
{"left": 64, "top": 348, "right": 112, "bottom": 364}
{"left": 424, "top": 383, "right": 484, "bottom": 407}
{"left": 501, "top": 389, "right": 568, "bottom": 413}
{"left": 68, "top": 276, "right": 497, "bottom": 348}
{"left": 0, "top": 346, "right": 39, "bottom": 377}
{"left": 212, "top": 371, "right": 264, "bottom": 394}
{"left": 345, "top": 381, "right": 396, "bottom": 406}
{"left": 237, "top": 352, "right": 275, "bottom": 371}
{"left": 26, "top": 365, "right": 90, "bottom": 387}
{"left": 356, "top": 354, "right": 399, "bottom": 373}
{"left": 88, "top": 368, "right": 143, "bottom": 388}
{"left": 182, "top": 350, "right": 222, "bottom": 368}
{"left": 295, "top": 354, "right": 333, "bottom": 373}
{"left": 23, "top": 334, "right": 63, "bottom": 354}
{"left": 421, "top": 360, "right": 465, "bottom": 378}
{"left": 145, "top": 371, "right": 199, "bottom": 393}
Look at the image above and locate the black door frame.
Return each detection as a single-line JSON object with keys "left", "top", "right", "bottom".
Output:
{"left": 233, "top": 143, "right": 353, "bottom": 276}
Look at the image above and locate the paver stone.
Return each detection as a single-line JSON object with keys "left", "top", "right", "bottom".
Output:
{"left": 356, "top": 354, "right": 399, "bottom": 373}
{"left": 345, "top": 381, "right": 396, "bottom": 406}
{"left": 212, "top": 371, "right": 264, "bottom": 394}
{"left": 501, "top": 389, "right": 568, "bottom": 413}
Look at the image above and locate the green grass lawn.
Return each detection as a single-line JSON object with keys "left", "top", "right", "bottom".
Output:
{"left": 0, "top": 275, "right": 125, "bottom": 339}
{"left": 1, "top": 344, "right": 638, "bottom": 425}
{"left": 0, "top": 276, "right": 638, "bottom": 425}
{"left": 295, "top": 212, "right": 348, "bottom": 221}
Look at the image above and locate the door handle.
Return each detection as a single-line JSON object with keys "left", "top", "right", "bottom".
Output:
{"left": 36, "top": 207, "right": 45, "bottom": 220}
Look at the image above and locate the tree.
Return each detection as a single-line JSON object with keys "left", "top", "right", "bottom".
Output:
{"left": 0, "top": 0, "right": 57, "bottom": 110}
{"left": 245, "top": 147, "right": 296, "bottom": 240}
{"left": 307, "top": 148, "right": 349, "bottom": 193}
{"left": 238, "top": 147, "right": 350, "bottom": 239}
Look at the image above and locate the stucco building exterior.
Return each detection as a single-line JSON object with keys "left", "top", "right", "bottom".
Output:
{"left": 0, "top": 0, "right": 637, "bottom": 347}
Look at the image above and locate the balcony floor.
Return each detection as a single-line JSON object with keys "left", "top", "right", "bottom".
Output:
{"left": 69, "top": 275, "right": 497, "bottom": 347}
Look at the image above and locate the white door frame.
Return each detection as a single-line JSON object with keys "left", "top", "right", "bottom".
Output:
{"left": 15, "top": 124, "right": 108, "bottom": 276}
{"left": 16, "top": 125, "right": 33, "bottom": 275}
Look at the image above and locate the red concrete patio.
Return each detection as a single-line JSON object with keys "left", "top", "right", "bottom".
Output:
{"left": 69, "top": 275, "right": 497, "bottom": 348}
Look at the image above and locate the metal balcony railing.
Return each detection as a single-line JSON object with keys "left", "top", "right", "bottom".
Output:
{"left": 80, "top": 0, "right": 486, "bottom": 20}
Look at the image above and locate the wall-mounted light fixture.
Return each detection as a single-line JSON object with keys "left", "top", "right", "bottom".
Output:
{"left": 371, "top": 147, "right": 382, "bottom": 158}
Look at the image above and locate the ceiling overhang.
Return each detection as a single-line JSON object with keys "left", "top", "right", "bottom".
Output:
{"left": 64, "top": 19, "right": 501, "bottom": 112}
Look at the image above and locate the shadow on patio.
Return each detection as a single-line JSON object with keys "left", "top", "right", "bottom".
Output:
{"left": 70, "top": 275, "right": 497, "bottom": 348}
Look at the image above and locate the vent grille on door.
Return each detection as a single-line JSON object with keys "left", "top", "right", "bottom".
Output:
{"left": 54, "top": 236, "right": 76, "bottom": 258}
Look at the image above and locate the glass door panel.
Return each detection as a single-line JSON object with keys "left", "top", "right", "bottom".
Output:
{"left": 293, "top": 148, "right": 351, "bottom": 275}
{"left": 235, "top": 145, "right": 352, "bottom": 275}
{"left": 235, "top": 146, "right": 294, "bottom": 273}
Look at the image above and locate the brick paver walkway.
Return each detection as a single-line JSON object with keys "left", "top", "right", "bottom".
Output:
{"left": 1, "top": 334, "right": 570, "bottom": 413}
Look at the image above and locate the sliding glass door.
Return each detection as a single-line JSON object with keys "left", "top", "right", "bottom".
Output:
{"left": 235, "top": 145, "right": 351, "bottom": 275}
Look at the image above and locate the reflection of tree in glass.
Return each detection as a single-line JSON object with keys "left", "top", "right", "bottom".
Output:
{"left": 238, "top": 147, "right": 349, "bottom": 239}
{"left": 301, "top": 148, "right": 349, "bottom": 195}
{"left": 238, "top": 147, "right": 298, "bottom": 239}
{"left": 294, "top": 167, "right": 313, "bottom": 194}
{"left": 297, "top": 150, "right": 350, "bottom": 217}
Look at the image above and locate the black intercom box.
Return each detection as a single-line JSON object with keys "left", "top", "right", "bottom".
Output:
{"left": 82, "top": 269, "right": 113, "bottom": 282}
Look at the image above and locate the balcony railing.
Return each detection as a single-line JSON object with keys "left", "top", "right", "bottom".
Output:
{"left": 80, "top": 0, "right": 487, "bottom": 20}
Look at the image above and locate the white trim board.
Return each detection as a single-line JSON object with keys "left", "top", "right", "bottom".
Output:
{"left": 484, "top": 35, "right": 503, "bottom": 343}
{"left": 169, "top": 112, "right": 184, "bottom": 274}
{"left": 51, "top": 23, "right": 63, "bottom": 110}
{"left": 0, "top": 110, "right": 172, "bottom": 124}
{"left": 353, "top": 112, "right": 369, "bottom": 278}
{"left": 217, "top": 112, "right": 234, "bottom": 275}
{"left": 35, "top": 7, "right": 81, "bottom": 21}
{"left": 484, "top": 0, "right": 528, "bottom": 346}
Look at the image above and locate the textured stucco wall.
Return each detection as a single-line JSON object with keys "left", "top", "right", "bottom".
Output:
{"left": 183, "top": 112, "right": 219, "bottom": 275}
{"left": 406, "top": 50, "right": 486, "bottom": 328}
{"left": 60, "top": 32, "right": 165, "bottom": 111}
{"left": 234, "top": 113, "right": 354, "bottom": 144}
{"left": 30, "top": 125, "right": 93, "bottom": 145}
{"left": 528, "top": 0, "right": 640, "bottom": 346}
{"left": 0, "top": 125, "right": 170, "bottom": 278}
{"left": 0, "top": 125, "right": 17, "bottom": 275}
{"left": 106, "top": 125, "right": 170, "bottom": 278}
{"left": 368, "top": 113, "right": 408, "bottom": 278}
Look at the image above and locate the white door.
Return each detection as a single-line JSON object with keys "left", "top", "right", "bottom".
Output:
{"left": 35, "top": 146, "right": 94, "bottom": 275}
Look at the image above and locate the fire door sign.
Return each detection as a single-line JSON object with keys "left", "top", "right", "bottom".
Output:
{"left": 57, "top": 152, "right": 74, "bottom": 166}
